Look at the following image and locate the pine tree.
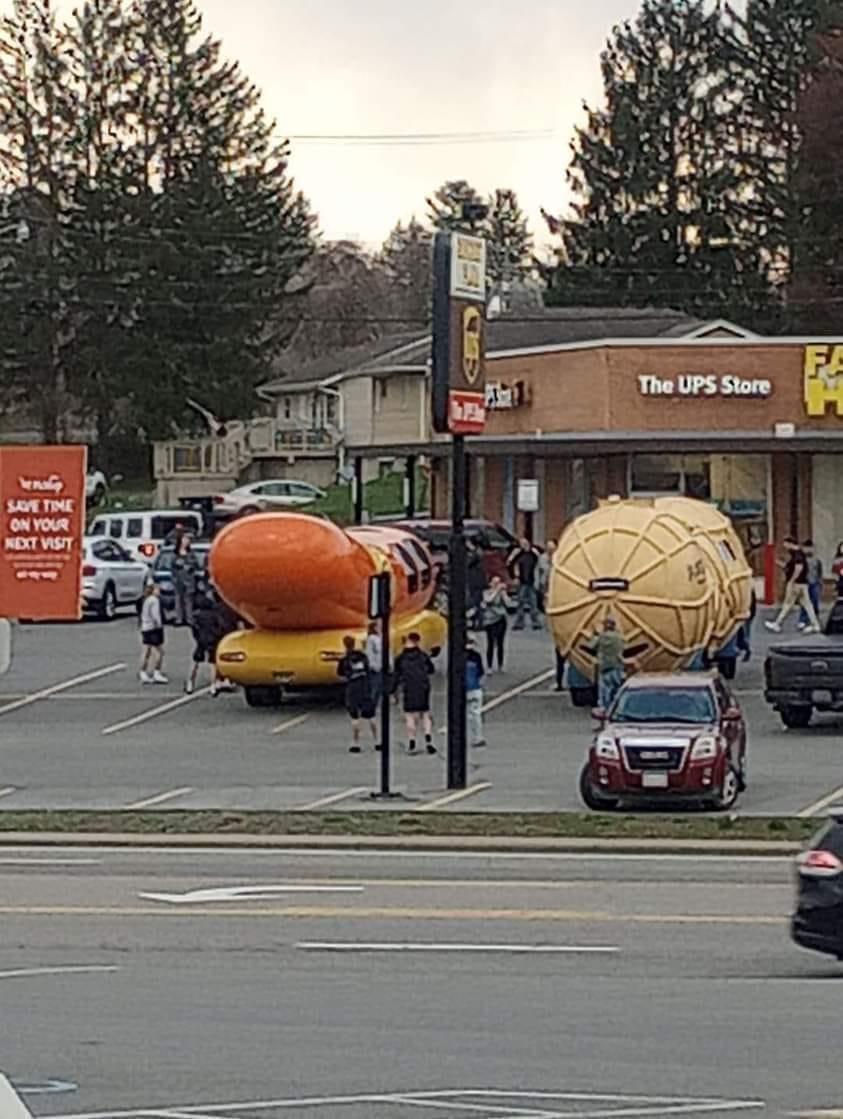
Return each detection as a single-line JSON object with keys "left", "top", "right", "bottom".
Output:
{"left": 484, "top": 188, "right": 534, "bottom": 296}
{"left": 0, "top": 0, "right": 80, "bottom": 442}
{"left": 546, "top": 0, "right": 771, "bottom": 324}
{"left": 379, "top": 217, "right": 432, "bottom": 329}
{"left": 426, "top": 180, "right": 485, "bottom": 232}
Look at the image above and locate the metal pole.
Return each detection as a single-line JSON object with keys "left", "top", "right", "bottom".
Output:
{"left": 447, "top": 434, "right": 468, "bottom": 790}
{"left": 379, "top": 595, "right": 392, "bottom": 796}
{"left": 405, "top": 455, "right": 417, "bottom": 518}
{"left": 353, "top": 456, "right": 364, "bottom": 525}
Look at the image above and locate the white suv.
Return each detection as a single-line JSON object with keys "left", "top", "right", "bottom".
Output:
{"left": 213, "top": 480, "right": 325, "bottom": 519}
{"left": 88, "top": 509, "right": 204, "bottom": 564}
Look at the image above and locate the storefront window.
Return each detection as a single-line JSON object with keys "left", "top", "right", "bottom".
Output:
{"left": 629, "top": 454, "right": 685, "bottom": 494}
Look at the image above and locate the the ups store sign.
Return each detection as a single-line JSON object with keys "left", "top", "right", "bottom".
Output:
{"left": 431, "top": 232, "right": 487, "bottom": 436}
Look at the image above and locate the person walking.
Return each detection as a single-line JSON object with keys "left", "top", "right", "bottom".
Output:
{"left": 139, "top": 584, "right": 167, "bottom": 684}
{"left": 799, "top": 539, "right": 823, "bottom": 629}
{"left": 364, "top": 621, "right": 384, "bottom": 713}
{"left": 172, "top": 533, "right": 199, "bottom": 627}
{"left": 736, "top": 589, "right": 757, "bottom": 663}
{"left": 337, "top": 636, "right": 378, "bottom": 753}
{"left": 536, "top": 539, "right": 556, "bottom": 615}
{"left": 466, "top": 541, "right": 488, "bottom": 629}
{"left": 185, "top": 585, "right": 224, "bottom": 695}
{"left": 465, "top": 635, "right": 486, "bottom": 748}
{"left": 480, "top": 575, "right": 514, "bottom": 673}
{"left": 393, "top": 632, "right": 435, "bottom": 755}
{"left": 833, "top": 542, "right": 843, "bottom": 598}
{"left": 586, "top": 616, "right": 626, "bottom": 711}
{"left": 508, "top": 537, "right": 542, "bottom": 630}
{"left": 554, "top": 648, "right": 566, "bottom": 692}
{"left": 765, "top": 536, "right": 820, "bottom": 634}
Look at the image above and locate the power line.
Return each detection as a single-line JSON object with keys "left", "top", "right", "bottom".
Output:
{"left": 287, "top": 129, "right": 555, "bottom": 147}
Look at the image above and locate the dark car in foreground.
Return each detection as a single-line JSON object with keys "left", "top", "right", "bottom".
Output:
{"left": 151, "top": 543, "right": 211, "bottom": 622}
{"left": 792, "top": 810, "right": 843, "bottom": 960}
{"left": 579, "top": 672, "right": 747, "bottom": 812}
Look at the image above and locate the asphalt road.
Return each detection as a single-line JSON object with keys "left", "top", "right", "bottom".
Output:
{"left": 0, "top": 844, "right": 840, "bottom": 1119}
{"left": 0, "top": 613, "right": 841, "bottom": 815}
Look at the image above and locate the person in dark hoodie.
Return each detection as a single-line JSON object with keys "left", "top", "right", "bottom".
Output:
{"left": 337, "top": 635, "right": 378, "bottom": 754}
{"left": 185, "top": 584, "right": 225, "bottom": 696}
{"left": 393, "top": 631, "right": 436, "bottom": 755}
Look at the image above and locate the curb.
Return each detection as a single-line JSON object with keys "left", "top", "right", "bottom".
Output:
{"left": 0, "top": 831, "right": 802, "bottom": 855}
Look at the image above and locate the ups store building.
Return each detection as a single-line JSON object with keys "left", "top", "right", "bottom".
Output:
{"left": 415, "top": 325, "right": 843, "bottom": 585}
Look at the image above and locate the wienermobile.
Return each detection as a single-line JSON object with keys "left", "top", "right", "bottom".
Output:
{"left": 209, "top": 513, "right": 447, "bottom": 707}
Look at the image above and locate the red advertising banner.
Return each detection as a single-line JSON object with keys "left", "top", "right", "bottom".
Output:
{"left": 0, "top": 446, "right": 87, "bottom": 620}
{"left": 448, "top": 389, "right": 486, "bottom": 435}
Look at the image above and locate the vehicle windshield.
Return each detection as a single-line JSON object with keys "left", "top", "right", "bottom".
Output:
{"left": 611, "top": 685, "right": 717, "bottom": 725}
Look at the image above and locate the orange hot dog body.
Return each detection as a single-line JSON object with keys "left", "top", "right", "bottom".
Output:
{"left": 209, "top": 513, "right": 436, "bottom": 631}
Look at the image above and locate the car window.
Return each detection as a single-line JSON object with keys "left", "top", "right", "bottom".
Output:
{"left": 126, "top": 518, "right": 143, "bottom": 538}
{"left": 811, "top": 821, "right": 843, "bottom": 859}
{"left": 290, "top": 483, "right": 315, "bottom": 497}
{"left": 108, "top": 518, "right": 123, "bottom": 539}
{"left": 150, "top": 514, "right": 201, "bottom": 539}
{"left": 249, "top": 484, "right": 266, "bottom": 496}
{"left": 93, "top": 540, "right": 119, "bottom": 562}
{"left": 111, "top": 543, "right": 133, "bottom": 562}
{"left": 479, "top": 526, "right": 515, "bottom": 550}
{"left": 262, "top": 483, "right": 285, "bottom": 496}
{"left": 89, "top": 519, "right": 106, "bottom": 537}
{"left": 612, "top": 686, "right": 717, "bottom": 724}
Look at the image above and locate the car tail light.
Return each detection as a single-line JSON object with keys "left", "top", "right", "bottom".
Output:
{"left": 82, "top": 564, "right": 96, "bottom": 577}
{"left": 213, "top": 495, "right": 225, "bottom": 505}
{"left": 138, "top": 542, "right": 157, "bottom": 558}
{"left": 797, "top": 849, "right": 843, "bottom": 877}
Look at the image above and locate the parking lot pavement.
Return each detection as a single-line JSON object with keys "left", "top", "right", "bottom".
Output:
{"left": 0, "top": 613, "right": 841, "bottom": 815}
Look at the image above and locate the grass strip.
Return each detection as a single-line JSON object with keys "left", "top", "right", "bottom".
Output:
{"left": 0, "top": 810, "right": 820, "bottom": 843}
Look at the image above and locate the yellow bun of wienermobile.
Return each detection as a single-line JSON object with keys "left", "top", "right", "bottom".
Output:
{"left": 547, "top": 496, "right": 752, "bottom": 682}
{"left": 210, "top": 513, "right": 447, "bottom": 705}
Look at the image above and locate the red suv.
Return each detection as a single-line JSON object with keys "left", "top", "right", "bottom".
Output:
{"left": 579, "top": 673, "right": 747, "bottom": 812}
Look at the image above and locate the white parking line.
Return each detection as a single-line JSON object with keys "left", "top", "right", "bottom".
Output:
{"left": 296, "top": 942, "right": 619, "bottom": 954}
{"left": 124, "top": 787, "right": 194, "bottom": 810}
{"left": 0, "top": 1073, "right": 32, "bottom": 1119}
{"left": 0, "top": 663, "right": 126, "bottom": 717}
{"left": 272, "top": 714, "right": 310, "bottom": 735}
{"left": 295, "top": 787, "right": 369, "bottom": 811}
{"left": 101, "top": 688, "right": 211, "bottom": 736}
{"left": 482, "top": 669, "right": 554, "bottom": 714}
{"left": 797, "top": 783, "right": 843, "bottom": 818}
{"left": 0, "top": 965, "right": 119, "bottom": 981}
{"left": 0, "top": 787, "right": 16, "bottom": 800}
{"left": 417, "top": 782, "right": 492, "bottom": 812}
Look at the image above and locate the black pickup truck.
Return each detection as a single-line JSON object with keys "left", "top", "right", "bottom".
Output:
{"left": 765, "top": 602, "right": 843, "bottom": 728}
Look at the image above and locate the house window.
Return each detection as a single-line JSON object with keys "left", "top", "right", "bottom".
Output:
{"left": 283, "top": 398, "right": 292, "bottom": 420}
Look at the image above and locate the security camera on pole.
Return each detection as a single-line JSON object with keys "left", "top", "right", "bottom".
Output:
{"left": 431, "top": 215, "right": 488, "bottom": 790}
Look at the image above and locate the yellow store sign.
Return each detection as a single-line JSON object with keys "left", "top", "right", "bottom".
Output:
{"left": 804, "top": 344, "right": 843, "bottom": 416}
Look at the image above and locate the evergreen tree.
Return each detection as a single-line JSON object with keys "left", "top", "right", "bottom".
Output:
{"left": 379, "top": 217, "right": 432, "bottom": 328}
{"left": 546, "top": 0, "right": 770, "bottom": 324}
{"left": 426, "top": 179, "right": 485, "bottom": 232}
{"left": 484, "top": 188, "right": 534, "bottom": 294}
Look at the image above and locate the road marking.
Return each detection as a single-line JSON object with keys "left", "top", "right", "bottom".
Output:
{"left": 0, "top": 903, "right": 785, "bottom": 923}
{"left": 482, "top": 668, "right": 554, "bottom": 714}
{"left": 417, "top": 782, "right": 493, "bottom": 812}
{"left": 0, "top": 1074, "right": 33, "bottom": 1119}
{"left": 101, "top": 687, "right": 211, "bottom": 736}
{"left": 0, "top": 964, "right": 118, "bottom": 981}
{"left": 295, "top": 787, "right": 369, "bottom": 810}
{"left": 0, "top": 858, "right": 101, "bottom": 866}
{"left": 798, "top": 783, "right": 843, "bottom": 818}
{"left": 35, "top": 1087, "right": 766, "bottom": 1119}
{"left": 271, "top": 714, "right": 310, "bottom": 735}
{"left": 0, "top": 787, "right": 16, "bottom": 800}
{"left": 0, "top": 663, "right": 126, "bottom": 718}
{"left": 124, "top": 787, "right": 194, "bottom": 810}
{"left": 137, "top": 884, "right": 365, "bottom": 904}
{"left": 296, "top": 942, "right": 619, "bottom": 954}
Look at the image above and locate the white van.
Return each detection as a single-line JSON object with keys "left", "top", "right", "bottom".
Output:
{"left": 88, "top": 509, "right": 204, "bottom": 564}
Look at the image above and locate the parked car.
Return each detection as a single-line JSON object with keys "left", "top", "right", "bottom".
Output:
{"left": 792, "top": 808, "right": 843, "bottom": 960}
{"left": 764, "top": 600, "right": 843, "bottom": 729}
{"left": 579, "top": 672, "right": 747, "bottom": 812}
{"left": 85, "top": 469, "right": 108, "bottom": 507}
{"left": 151, "top": 543, "right": 212, "bottom": 622}
{"left": 382, "top": 519, "right": 517, "bottom": 585}
{"left": 88, "top": 509, "right": 204, "bottom": 564}
{"left": 81, "top": 537, "right": 150, "bottom": 620}
{"left": 212, "top": 480, "right": 326, "bottom": 521}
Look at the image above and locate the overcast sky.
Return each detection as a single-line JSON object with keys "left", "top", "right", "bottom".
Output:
{"left": 196, "top": 0, "right": 641, "bottom": 250}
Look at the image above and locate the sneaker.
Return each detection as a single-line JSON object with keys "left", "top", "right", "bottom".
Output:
{"left": 426, "top": 742, "right": 437, "bottom": 756}
{"left": 764, "top": 621, "right": 782, "bottom": 633}
{"left": 407, "top": 742, "right": 419, "bottom": 755}
{"left": 804, "top": 625, "right": 821, "bottom": 634}
{"left": 349, "top": 744, "right": 361, "bottom": 754}
{"left": 184, "top": 680, "right": 195, "bottom": 695}
{"left": 139, "top": 671, "right": 152, "bottom": 685}
{"left": 209, "top": 682, "right": 220, "bottom": 697}
{"left": 152, "top": 671, "right": 169, "bottom": 684}
{"left": 472, "top": 739, "right": 487, "bottom": 749}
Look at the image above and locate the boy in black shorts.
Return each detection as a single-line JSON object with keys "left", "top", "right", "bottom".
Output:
{"left": 393, "top": 632, "right": 435, "bottom": 755}
{"left": 185, "top": 586, "right": 223, "bottom": 695}
{"left": 337, "top": 635, "right": 378, "bottom": 753}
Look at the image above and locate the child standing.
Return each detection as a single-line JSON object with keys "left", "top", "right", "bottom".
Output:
{"left": 465, "top": 636, "right": 486, "bottom": 748}
{"left": 139, "top": 584, "right": 167, "bottom": 684}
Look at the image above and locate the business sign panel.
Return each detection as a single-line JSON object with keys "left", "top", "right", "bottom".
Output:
{"left": 432, "top": 232, "right": 487, "bottom": 435}
{"left": 0, "top": 445, "right": 87, "bottom": 620}
{"left": 804, "top": 344, "right": 843, "bottom": 416}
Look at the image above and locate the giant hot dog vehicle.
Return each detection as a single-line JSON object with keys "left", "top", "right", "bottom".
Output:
{"left": 210, "top": 513, "right": 447, "bottom": 707}
{"left": 547, "top": 496, "right": 753, "bottom": 706}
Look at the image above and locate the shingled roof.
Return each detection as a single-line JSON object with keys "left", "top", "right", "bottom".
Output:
{"left": 259, "top": 306, "right": 717, "bottom": 394}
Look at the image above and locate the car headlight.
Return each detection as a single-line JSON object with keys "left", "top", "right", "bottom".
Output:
{"left": 595, "top": 734, "right": 620, "bottom": 761}
{"left": 690, "top": 735, "right": 718, "bottom": 761}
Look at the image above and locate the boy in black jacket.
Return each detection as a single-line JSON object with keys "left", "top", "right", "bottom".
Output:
{"left": 393, "top": 632, "right": 435, "bottom": 755}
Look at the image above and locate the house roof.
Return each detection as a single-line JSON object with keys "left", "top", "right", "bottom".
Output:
{"left": 258, "top": 307, "right": 748, "bottom": 394}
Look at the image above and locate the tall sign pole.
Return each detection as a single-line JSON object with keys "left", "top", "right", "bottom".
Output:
{"left": 431, "top": 226, "right": 487, "bottom": 790}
